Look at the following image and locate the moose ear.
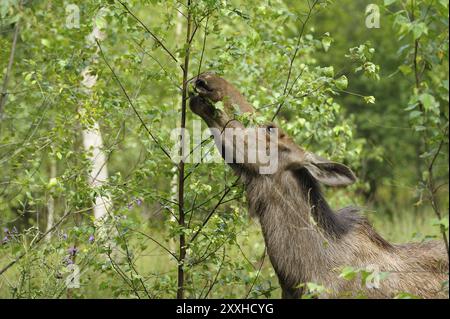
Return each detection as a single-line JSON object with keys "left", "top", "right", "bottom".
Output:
{"left": 302, "top": 153, "right": 357, "bottom": 187}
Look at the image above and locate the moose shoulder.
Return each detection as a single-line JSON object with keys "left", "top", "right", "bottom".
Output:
{"left": 189, "top": 72, "right": 449, "bottom": 299}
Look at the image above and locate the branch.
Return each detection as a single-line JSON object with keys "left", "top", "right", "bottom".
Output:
{"left": 117, "top": 0, "right": 179, "bottom": 65}
{"left": 202, "top": 247, "right": 226, "bottom": 299}
{"left": 189, "top": 177, "right": 241, "bottom": 244}
{"left": 130, "top": 228, "right": 179, "bottom": 261}
{"left": 196, "top": 15, "right": 209, "bottom": 77}
{"left": 96, "top": 40, "right": 173, "bottom": 160}
{"left": 272, "top": 0, "right": 319, "bottom": 121}
{"left": 245, "top": 248, "right": 267, "bottom": 299}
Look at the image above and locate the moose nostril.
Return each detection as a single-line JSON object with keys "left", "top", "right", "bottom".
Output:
{"left": 195, "top": 79, "right": 206, "bottom": 87}
{"left": 195, "top": 78, "right": 211, "bottom": 91}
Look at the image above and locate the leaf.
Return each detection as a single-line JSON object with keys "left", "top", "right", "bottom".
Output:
{"left": 322, "top": 33, "right": 333, "bottom": 52}
{"left": 41, "top": 38, "right": 50, "bottom": 48}
{"left": 335, "top": 75, "right": 348, "bottom": 90}
{"left": 409, "top": 110, "right": 422, "bottom": 119}
{"left": 412, "top": 22, "right": 428, "bottom": 40}
{"left": 419, "top": 93, "right": 438, "bottom": 111}
{"left": 364, "top": 96, "right": 376, "bottom": 104}
{"left": 322, "top": 66, "right": 334, "bottom": 78}
{"left": 404, "top": 102, "right": 418, "bottom": 111}
{"left": 398, "top": 65, "right": 412, "bottom": 75}
{"left": 339, "top": 266, "right": 358, "bottom": 280}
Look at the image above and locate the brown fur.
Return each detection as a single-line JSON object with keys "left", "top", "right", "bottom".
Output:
{"left": 189, "top": 72, "right": 449, "bottom": 299}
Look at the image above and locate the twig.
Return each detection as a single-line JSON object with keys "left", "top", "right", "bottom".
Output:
{"left": 272, "top": 0, "right": 319, "bottom": 120}
{"left": 117, "top": 0, "right": 179, "bottom": 65}
{"left": 130, "top": 228, "right": 179, "bottom": 261}
{"left": 189, "top": 177, "right": 241, "bottom": 244}
{"left": 196, "top": 15, "right": 209, "bottom": 78}
{"left": 96, "top": 40, "right": 172, "bottom": 160}
{"left": 245, "top": 248, "right": 267, "bottom": 299}
{"left": 202, "top": 247, "right": 226, "bottom": 299}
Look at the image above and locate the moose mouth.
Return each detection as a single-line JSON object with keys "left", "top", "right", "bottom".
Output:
{"left": 188, "top": 82, "right": 225, "bottom": 129}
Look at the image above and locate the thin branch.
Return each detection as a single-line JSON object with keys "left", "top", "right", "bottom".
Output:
{"left": 96, "top": 40, "right": 172, "bottom": 160}
{"left": 117, "top": 0, "right": 179, "bottom": 65}
{"left": 272, "top": 0, "right": 319, "bottom": 121}
{"left": 196, "top": 15, "right": 209, "bottom": 77}
{"left": 189, "top": 177, "right": 241, "bottom": 244}
{"left": 245, "top": 248, "right": 267, "bottom": 299}
{"left": 202, "top": 247, "right": 226, "bottom": 299}
{"left": 130, "top": 228, "right": 178, "bottom": 261}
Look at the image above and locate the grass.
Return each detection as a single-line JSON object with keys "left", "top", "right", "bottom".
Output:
{"left": 0, "top": 206, "right": 445, "bottom": 299}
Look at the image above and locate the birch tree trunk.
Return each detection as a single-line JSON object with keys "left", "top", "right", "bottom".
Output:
{"left": 81, "top": 13, "right": 111, "bottom": 220}
{"left": 82, "top": 121, "right": 111, "bottom": 219}
{"left": 168, "top": 9, "right": 185, "bottom": 251}
{"left": 45, "top": 159, "right": 56, "bottom": 240}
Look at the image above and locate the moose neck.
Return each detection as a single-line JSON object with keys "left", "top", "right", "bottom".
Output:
{"left": 245, "top": 168, "right": 354, "bottom": 290}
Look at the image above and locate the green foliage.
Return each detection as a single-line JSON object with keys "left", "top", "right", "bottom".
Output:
{"left": 0, "top": 0, "right": 448, "bottom": 299}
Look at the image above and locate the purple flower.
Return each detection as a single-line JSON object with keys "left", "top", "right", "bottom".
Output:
{"left": 135, "top": 198, "right": 143, "bottom": 206}
{"left": 2, "top": 236, "right": 9, "bottom": 245}
{"left": 88, "top": 235, "right": 95, "bottom": 244}
{"left": 127, "top": 202, "right": 133, "bottom": 210}
{"left": 62, "top": 233, "right": 68, "bottom": 240}
{"left": 68, "top": 246, "right": 78, "bottom": 256}
{"left": 3, "top": 228, "right": 9, "bottom": 235}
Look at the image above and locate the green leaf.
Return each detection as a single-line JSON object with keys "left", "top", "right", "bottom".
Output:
{"left": 364, "top": 96, "right": 376, "bottom": 104}
{"left": 339, "top": 266, "right": 358, "bottom": 280}
{"left": 412, "top": 22, "right": 428, "bottom": 40}
{"left": 322, "top": 66, "right": 334, "bottom": 77}
{"left": 398, "top": 65, "right": 412, "bottom": 75}
{"left": 335, "top": 75, "right": 348, "bottom": 90}
{"left": 41, "top": 39, "right": 50, "bottom": 48}
{"left": 322, "top": 33, "right": 333, "bottom": 52}
{"left": 419, "top": 93, "right": 438, "bottom": 111}
{"left": 409, "top": 110, "right": 422, "bottom": 119}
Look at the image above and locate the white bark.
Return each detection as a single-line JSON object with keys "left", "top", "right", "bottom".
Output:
{"left": 170, "top": 9, "right": 184, "bottom": 207}
{"left": 168, "top": 10, "right": 185, "bottom": 251}
{"left": 81, "top": 14, "right": 110, "bottom": 220}
{"left": 82, "top": 121, "right": 111, "bottom": 219}
{"left": 45, "top": 159, "right": 56, "bottom": 240}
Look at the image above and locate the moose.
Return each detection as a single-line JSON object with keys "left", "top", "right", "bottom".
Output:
{"left": 189, "top": 72, "right": 449, "bottom": 299}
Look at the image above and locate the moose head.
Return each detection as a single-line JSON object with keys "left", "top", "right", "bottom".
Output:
{"left": 189, "top": 72, "right": 356, "bottom": 186}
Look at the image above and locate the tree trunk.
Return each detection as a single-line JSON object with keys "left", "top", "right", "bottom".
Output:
{"left": 45, "top": 159, "right": 56, "bottom": 240}
{"left": 81, "top": 13, "right": 111, "bottom": 220}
